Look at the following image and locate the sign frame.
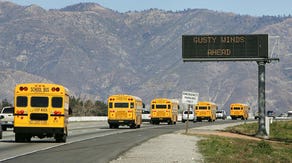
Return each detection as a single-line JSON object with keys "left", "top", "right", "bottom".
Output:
{"left": 182, "top": 34, "right": 268, "bottom": 62}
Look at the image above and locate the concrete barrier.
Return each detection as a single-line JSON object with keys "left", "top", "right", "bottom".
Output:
{"left": 69, "top": 116, "right": 107, "bottom": 122}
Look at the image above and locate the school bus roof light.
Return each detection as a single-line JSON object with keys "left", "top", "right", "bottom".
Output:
{"left": 51, "top": 87, "right": 60, "bottom": 92}
{"left": 19, "top": 86, "right": 28, "bottom": 91}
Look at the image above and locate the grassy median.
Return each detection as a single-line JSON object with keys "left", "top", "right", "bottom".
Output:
{"left": 197, "top": 120, "right": 292, "bottom": 162}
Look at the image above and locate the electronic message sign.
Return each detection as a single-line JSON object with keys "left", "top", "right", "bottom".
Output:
{"left": 182, "top": 34, "right": 268, "bottom": 61}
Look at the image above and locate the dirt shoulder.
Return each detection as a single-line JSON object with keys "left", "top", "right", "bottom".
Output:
{"left": 187, "top": 121, "right": 262, "bottom": 141}
{"left": 187, "top": 129, "right": 262, "bottom": 141}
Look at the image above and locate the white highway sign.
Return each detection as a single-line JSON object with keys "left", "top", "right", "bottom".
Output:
{"left": 182, "top": 91, "right": 199, "bottom": 105}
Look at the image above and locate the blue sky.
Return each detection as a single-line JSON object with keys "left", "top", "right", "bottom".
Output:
{"left": 7, "top": 0, "right": 292, "bottom": 16}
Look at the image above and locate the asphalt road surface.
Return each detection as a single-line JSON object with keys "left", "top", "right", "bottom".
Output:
{"left": 0, "top": 120, "right": 241, "bottom": 163}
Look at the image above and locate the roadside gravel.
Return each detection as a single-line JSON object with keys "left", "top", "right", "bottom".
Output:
{"left": 110, "top": 122, "right": 246, "bottom": 163}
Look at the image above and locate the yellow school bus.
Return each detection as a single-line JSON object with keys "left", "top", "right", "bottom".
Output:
{"left": 195, "top": 101, "right": 217, "bottom": 122}
{"left": 14, "top": 83, "right": 70, "bottom": 142}
{"left": 230, "top": 103, "right": 250, "bottom": 120}
{"left": 150, "top": 98, "right": 179, "bottom": 125}
{"left": 107, "top": 94, "right": 143, "bottom": 129}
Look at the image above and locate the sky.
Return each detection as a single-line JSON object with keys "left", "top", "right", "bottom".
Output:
{"left": 6, "top": 0, "right": 292, "bottom": 16}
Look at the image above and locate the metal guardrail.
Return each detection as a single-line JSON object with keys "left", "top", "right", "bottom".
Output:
{"left": 69, "top": 116, "right": 107, "bottom": 122}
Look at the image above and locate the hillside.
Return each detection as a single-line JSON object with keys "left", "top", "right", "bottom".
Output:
{"left": 0, "top": 1, "right": 291, "bottom": 114}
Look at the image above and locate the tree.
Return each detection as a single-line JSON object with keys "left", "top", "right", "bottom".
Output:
{"left": 1, "top": 99, "right": 12, "bottom": 108}
{"left": 69, "top": 96, "right": 108, "bottom": 116}
{"left": 95, "top": 100, "right": 108, "bottom": 116}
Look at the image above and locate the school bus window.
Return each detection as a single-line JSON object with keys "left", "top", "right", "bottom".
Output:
{"left": 30, "top": 113, "right": 48, "bottom": 120}
{"left": 208, "top": 106, "right": 210, "bottom": 110}
{"left": 52, "top": 97, "right": 62, "bottom": 108}
{"left": 31, "top": 97, "right": 49, "bottom": 107}
{"left": 130, "top": 102, "right": 134, "bottom": 108}
{"left": 199, "top": 106, "right": 207, "bottom": 110}
{"left": 16, "top": 96, "right": 28, "bottom": 107}
{"left": 109, "top": 102, "right": 113, "bottom": 108}
{"left": 152, "top": 104, "right": 155, "bottom": 109}
{"left": 156, "top": 105, "right": 166, "bottom": 109}
{"left": 168, "top": 105, "right": 171, "bottom": 109}
{"left": 234, "top": 107, "right": 240, "bottom": 110}
{"left": 115, "top": 102, "right": 128, "bottom": 108}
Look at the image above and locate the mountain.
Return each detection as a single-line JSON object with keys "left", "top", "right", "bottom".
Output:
{"left": 0, "top": 1, "right": 291, "bottom": 114}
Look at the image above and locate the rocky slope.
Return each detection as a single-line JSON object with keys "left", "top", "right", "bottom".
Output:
{"left": 0, "top": 1, "right": 291, "bottom": 114}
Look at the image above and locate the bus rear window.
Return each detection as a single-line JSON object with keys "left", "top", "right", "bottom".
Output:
{"left": 31, "top": 97, "right": 49, "bottom": 107}
{"left": 156, "top": 105, "right": 167, "bottom": 109}
{"left": 198, "top": 106, "right": 207, "bottom": 110}
{"left": 233, "top": 107, "right": 241, "bottom": 110}
{"left": 52, "top": 97, "right": 62, "bottom": 108}
{"left": 114, "top": 103, "right": 129, "bottom": 108}
{"left": 16, "top": 96, "right": 28, "bottom": 107}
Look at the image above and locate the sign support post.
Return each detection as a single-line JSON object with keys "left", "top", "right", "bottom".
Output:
{"left": 182, "top": 91, "right": 199, "bottom": 134}
{"left": 256, "top": 61, "right": 268, "bottom": 138}
{"left": 185, "top": 104, "right": 190, "bottom": 134}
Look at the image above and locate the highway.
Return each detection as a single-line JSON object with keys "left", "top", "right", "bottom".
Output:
{"left": 0, "top": 120, "right": 242, "bottom": 163}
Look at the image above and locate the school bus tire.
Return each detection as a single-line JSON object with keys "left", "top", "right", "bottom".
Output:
{"left": 109, "top": 124, "right": 113, "bottom": 129}
{"left": 55, "top": 134, "right": 66, "bottom": 143}
{"left": 15, "top": 133, "right": 25, "bottom": 142}
{"left": 25, "top": 136, "right": 31, "bottom": 142}
{"left": 130, "top": 123, "right": 136, "bottom": 129}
